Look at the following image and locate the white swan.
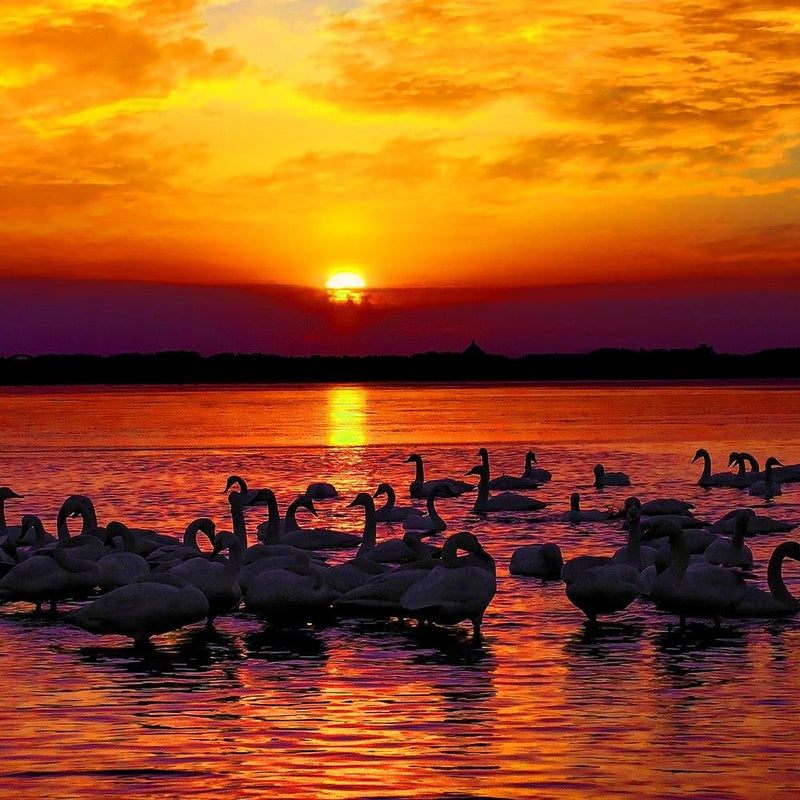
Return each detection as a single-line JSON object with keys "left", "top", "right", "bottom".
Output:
{"left": 692, "top": 448, "right": 739, "bottom": 488}
{"left": 645, "top": 521, "right": 746, "bottom": 628}
{"left": 728, "top": 541, "right": 800, "bottom": 617}
{"left": 467, "top": 464, "right": 547, "bottom": 512}
{"left": 372, "top": 483, "right": 422, "bottom": 522}
{"left": 749, "top": 456, "right": 783, "bottom": 499}
{"left": 401, "top": 485, "right": 453, "bottom": 534}
{"left": 703, "top": 509, "right": 754, "bottom": 568}
{"left": 0, "top": 546, "right": 101, "bottom": 613}
{"left": 334, "top": 564, "right": 432, "bottom": 619}
{"left": 560, "top": 492, "right": 610, "bottom": 523}
{"left": 509, "top": 543, "right": 563, "bottom": 579}
{"left": 400, "top": 531, "right": 496, "bottom": 637}
{"left": 593, "top": 463, "right": 630, "bottom": 488}
{"left": 68, "top": 573, "right": 209, "bottom": 646}
{"left": 727, "top": 452, "right": 761, "bottom": 487}
{"left": 146, "top": 518, "right": 217, "bottom": 570}
{"left": 405, "top": 453, "right": 473, "bottom": 499}
{"left": 170, "top": 530, "right": 242, "bottom": 627}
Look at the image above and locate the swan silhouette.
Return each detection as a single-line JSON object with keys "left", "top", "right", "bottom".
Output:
{"left": 146, "top": 518, "right": 217, "bottom": 569}
{"left": 644, "top": 521, "right": 746, "bottom": 628}
{"left": 68, "top": 573, "right": 209, "bottom": 646}
{"left": 729, "top": 541, "right": 800, "bottom": 617}
{"left": 224, "top": 475, "right": 271, "bottom": 507}
{"left": 612, "top": 502, "right": 658, "bottom": 571}
{"left": 305, "top": 482, "right": 338, "bottom": 500}
{"left": 749, "top": 456, "right": 783, "bottom": 499}
{"left": 692, "top": 448, "right": 739, "bottom": 488}
{"left": 593, "top": 464, "right": 630, "bottom": 489}
{"left": 477, "top": 448, "right": 539, "bottom": 491}
{"left": 405, "top": 453, "right": 473, "bottom": 499}
{"left": 278, "top": 494, "right": 361, "bottom": 550}
{"left": 708, "top": 508, "right": 795, "bottom": 536}
{"left": 97, "top": 522, "right": 150, "bottom": 590}
{"left": 703, "top": 509, "right": 754, "bottom": 568}
{"left": 372, "top": 483, "right": 422, "bottom": 522}
{"left": 0, "top": 487, "right": 23, "bottom": 539}
{"left": 639, "top": 498, "right": 695, "bottom": 517}
{"left": 401, "top": 484, "right": 454, "bottom": 534}
{"left": 727, "top": 452, "right": 761, "bottom": 487}
{"left": 400, "top": 531, "right": 496, "bottom": 637}
{"left": 560, "top": 492, "right": 610, "bottom": 523}
{"left": 563, "top": 561, "right": 642, "bottom": 624}
{"left": 509, "top": 543, "right": 563, "bottom": 579}
{"left": 467, "top": 464, "right": 547, "bottom": 512}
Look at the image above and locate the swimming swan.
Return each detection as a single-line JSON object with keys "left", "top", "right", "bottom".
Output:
{"left": 372, "top": 483, "right": 422, "bottom": 522}
{"left": 703, "top": 509, "right": 754, "bottom": 568}
{"left": 400, "top": 531, "right": 496, "bottom": 637}
{"left": 402, "top": 485, "right": 454, "bottom": 534}
{"left": 593, "top": 464, "right": 630, "bottom": 489}
{"left": 478, "top": 448, "right": 539, "bottom": 491}
{"left": 749, "top": 457, "right": 783, "bottom": 499}
{"left": 405, "top": 453, "right": 473, "bottom": 499}
{"left": 560, "top": 493, "right": 610, "bottom": 523}
{"left": 728, "top": 541, "right": 800, "bottom": 617}
{"left": 467, "top": 465, "right": 547, "bottom": 512}
{"left": 692, "top": 448, "right": 739, "bottom": 488}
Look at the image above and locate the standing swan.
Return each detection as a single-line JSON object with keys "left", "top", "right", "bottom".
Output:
{"left": 400, "top": 531, "right": 496, "bottom": 637}
{"left": 405, "top": 453, "right": 473, "bottom": 499}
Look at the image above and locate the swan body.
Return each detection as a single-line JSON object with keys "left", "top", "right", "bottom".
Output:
{"left": 749, "top": 457, "right": 783, "bottom": 499}
{"left": 639, "top": 498, "right": 695, "bottom": 517}
{"left": 564, "top": 562, "right": 642, "bottom": 623}
{"left": 561, "top": 555, "right": 614, "bottom": 585}
{"left": 613, "top": 503, "right": 658, "bottom": 571}
{"left": 645, "top": 521, "right": 746, "bottom": 627}
{"left": 335, "top": 568, "right": 431, "bottom": 619}
{"left": 372, "top": 483, "right": 422, "bottom": 522}
{"left": 728, "top": 541, "right": 800, "bottom": 617}
{"left": 478, "top": 448, "right": 541, "bottom": 490}
{"left": 405, "top": 453, "right": 473, "bottom": 499}
{"left": 560, "top": 493, "right": 610, "bottom": 523}
{"left": 703, "top": 510, "right": 754, "bottom": 568}
{"left": 708, "top": 509, "right": 795, "bottom": 536}
{"left": 593, "top": 464, "right": 630, "bottom": 488}
{"left": 509, "top": 543, "right": 563, "bottom": 579}
{"left": 693, "top": 448, "right": 739, "bottom": 488}
{"left": 305, "top": 482, "right": 338, "bottom": 500}
{"left": 401, "top": 486, "right": 453, "bottom": 534}
{"left": 68, "top": 573, "right": 209, "bottom": 645}
{"left": 468, "top": 465, "right": 546, "bottom": 513}
{"left": 400, "top": 531, "right": 496, "bottom": 636}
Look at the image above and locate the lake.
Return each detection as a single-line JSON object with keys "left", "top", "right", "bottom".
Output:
{"left": 1, "top": 382, "right": 799, "bottom": 799}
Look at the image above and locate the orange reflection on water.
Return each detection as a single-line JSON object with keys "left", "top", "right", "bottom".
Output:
{"left": 326, "top": 386, "right": 367, "bottom": 447}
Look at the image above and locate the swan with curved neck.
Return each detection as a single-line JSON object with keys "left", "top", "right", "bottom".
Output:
{"left": 279, "top": 494, "right": 361, "bottom": 550}
{"left": 224, "top": 475, "right": 271, "bottom": 507}
{"left": 467, "top": 464, "right": 546, "bottom": 512}
{"left": 400, "top": 531, "right": 496, "bottom": 637}
{"left": 593, "top": 463, "right": 630, "bottom": 489}
{"left": 644, "top": 520, "right": 746, "bottom": 628}
{"left": 703, "top": 509, "right": 753, "bottom": 568}
{"left": 97, "top": 522, "right": 150, "bottom": 590}
{"left": 373, "top": 483, "right": 421, "bottom": 522}
{"left": 729, "top": 541, "right": 800, "bottom": 617}
{"left": 749, "top": 456, "right": 783, "bottom": 499}
{"left": 68, "top": 573, "right": 209, "bottom": 646}
{"left": 405, "top": 453, "right": 473, "bottom": 499}
{"left": 402, "top": 485, "right": 453, "bottom": 534}
{"left": 612, "top": 502, "right": 658, "bottom": 571}
{"left": 146, "top": 518, "right": 217, "bottom": 569}
{"left": 728, "top": 452, "right": 761, "bottom": 486}
{"left": 0, "top": 487, "right": 23, "bottom": 538}
{"left": 692, "top": 448, "right": 739, "bottom": 488}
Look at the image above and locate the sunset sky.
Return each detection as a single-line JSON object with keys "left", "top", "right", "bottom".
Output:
{"left": 2, "top": 0, "right": 799, "bottom": 354}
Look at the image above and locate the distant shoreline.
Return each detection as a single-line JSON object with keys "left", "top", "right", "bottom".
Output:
{"left": 2, "top": 344, "right": 800, "bottom": 386}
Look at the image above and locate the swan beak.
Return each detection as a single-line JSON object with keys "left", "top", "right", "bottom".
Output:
{"left": 8, "top": 490, "right": 22, "bottom": 498}
{"left": 347, "top": 497, "right": 363, "bottom": 508}
{"left": 465, "top": 466, "right": 479, "bottom": 476}
{"left": 404, "top": 455, "right": 415, "bottom": 463}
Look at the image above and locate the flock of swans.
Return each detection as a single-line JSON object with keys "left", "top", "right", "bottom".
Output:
{"left": 1, "top": 446, "right": 800, "bottom": 647}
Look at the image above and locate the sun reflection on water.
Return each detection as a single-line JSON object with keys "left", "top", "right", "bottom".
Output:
{"left": 326, "top": 386, "right": 367, "bottom": 447}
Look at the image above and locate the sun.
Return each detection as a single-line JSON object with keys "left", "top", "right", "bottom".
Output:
{"left": 326, "top": 270, "right": 366, "bottom": 304}
{"left": 326, "top": 271, "right": 365, "bottom": 290}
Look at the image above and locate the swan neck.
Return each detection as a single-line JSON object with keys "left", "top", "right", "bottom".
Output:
{"left": 700, "top": 451, "right": 711, "bottom": 480}
{"left": 384, "top": 485, "right": 396, "bottom": 511}
{"left": 476, "top": 472, "right": 489, "bottom": 506}
{"left": 768, "top": 542, "right": 800, "bottom": 608}
{"left": 229, "top": 503, "right": 248, "bottom": 547}
{"left": 0, "top": 499, "right": 6, "bottom": 530}
{"left": 427, "top": 494, "right": 444, "bottom": 525}
{"left": 225, "top": 537, "right": 243, "bottom": 576}
{"left": 414, "top": 458, "right": 424, "bottom": 484}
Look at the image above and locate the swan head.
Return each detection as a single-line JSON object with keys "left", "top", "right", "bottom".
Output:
{"left": 734, "top": 509, "right": 752, "bottom": 537}
{"left": 626, "top": 502, "right": 642, "bottom": 532}
{"left": 465, "top": 464, "right": 488, "bottom": 478}
{"left": 20, "top": 514, "right": 42, "bottom": 541}
{"left": 212, "top": 530, "right": 238, "bottom": 556}
{"left": 0, "top": 487, "right": 22, "bottom": 501}
{"left": 247, "top": 487, "right": 277, "bottom": 507}
{"left": 765, "top": 457, "right": 784, "bottom": 469}
{"left": 348, "top": 492, "right": 375, "bottom": 510}
{"left": 642, "top": 518, "right": 683, "bottom": 544}
{"left": 570, "top": 493, "right": 580, "bottom": 511}
{"left": 296, "top": 495, "right": 318, "bottom": 517}
{"left": 692, "top": 448, "right": 709, "bottom": 463}
{"left": 373, "top": 483, "right": 391, "bottom": 499}
{"left": 405, "top": 453, "right": 422, "bottom": 464}
{"left": 727, "top": 451, "right": 740, "bottom": 467}
{"left": 526, "top": 451, "right": 537, "bottom": 465}
{"left": 593, "top": 464, "right": 605, "bottom": 478}
{"left": 624, "top": 496, "right": 641, "bottom": 510}
{"left": 223, "top": 475, "right": 247, "bottom": 494}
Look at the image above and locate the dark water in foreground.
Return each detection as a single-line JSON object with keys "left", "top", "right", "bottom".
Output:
{"left": 1, "top": 383, "right": 800, "bottom": 799}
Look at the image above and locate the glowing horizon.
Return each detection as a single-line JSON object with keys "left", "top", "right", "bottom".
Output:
{"left": 2, "top": 0, "right": 800, "bottom": 294}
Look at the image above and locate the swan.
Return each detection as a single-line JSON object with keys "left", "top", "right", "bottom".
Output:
{"left": 639, "top": 498, "right": 695, "bottom": 517}
{"left": 749, "top": 456, "right": 783, "bottom": 499}
{"left": 563, "top": 561, "right": 642, "bottom": 624}
{"left": 223, "top": 475, "right": 271, "bottom": 507}
{"left": 728, "top": 541, "right": 800, "bottom": 617}
{"left": 612, "top": 503, "right": 658, "bottom": 571}
{"left": 372, "top": 483, "right": 422, "bottom": 522}
{"left": 692, "top": 448, "right": 739, "bottom": 488}
{"left": 146, "top": 518, "right": 217, "bottom": 569}
{"left": 97, "top": 522, "right": 150, "bottom": 590}
{"left": 708, "top": 508, "right": 795, "bottom": 536}
{"left": 405, "top": 453, "right": 473, "bottom": 499}
{"left": 242, "top": 551, "right": 334, "bottom": 626}
{"left": 560, "top": 493, "right": 610, "bottom": 523}
{"left": 0, "top": 487, "right": 23, "bottom": 539}
{"left": 467, "top": 465, "right": 547, "bottom": 513}
{"left": 305, "top": 482, "right": 338, "bottom": 500}
{"left": 644, "top": 521, "right": 746, "bottom": 628}
{"left": 400, "top": 531, "right": 496, "bottom": 637}
{"left": 727, "top": 452, "right": 761, "bottom": 487}
{"left": 509, "top": 543, "right": 563, "bottom": 579}
{"left": 170, "top": 531, "right": 242, "bottom": 627}
{"left": 593, "top": 463, "right": 630, "bottom": 489}
{"left": 13, "top": 514, "right": 58, "bottom": 559}
{"left": 278, "top": 494, "right": 361, "bottom": 550}
{"left": 401, "top": 485, "right": 453, "bottom": 535}
{"left": 0, "top": 546, "right": 101, "bottom": 613}
{"left": 561, "top": 555, "right": 614, "bottom": 585}
{"left": 67, "top": 573, "right": 209, "bottom": 646}
{"left": 522, "top": 451, "right": 552, "bottom": 483}
{"left": 477, "top": 447, "right": 538, "bottom": 491}
{"left": 326, "top": 493, "right": 390, "bottom": 595}
{"left": 703, "top": 509, "right": 754, "bottom": 568}
{"left": 334, "top": 563, "right": 432, "bottom": 619}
